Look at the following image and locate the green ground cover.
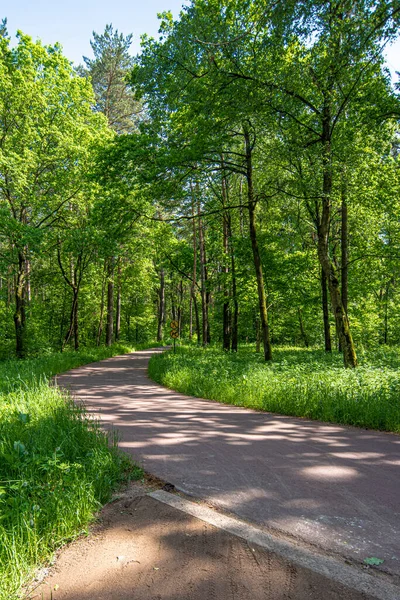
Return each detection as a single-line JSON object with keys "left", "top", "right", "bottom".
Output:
{"left": 148, "top": 345, "right": 400, "bottom": 434}
{"left": 0, "top": 344, "right": 148, "bottom": 600}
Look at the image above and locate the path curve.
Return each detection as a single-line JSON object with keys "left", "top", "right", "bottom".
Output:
{"left": 57, "top": 348, "right": 400, "bottom": 578}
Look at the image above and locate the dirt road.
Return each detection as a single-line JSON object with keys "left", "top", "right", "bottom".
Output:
{"left": 57, "top": 349, "right": 400, "bottom": 578}
{"left": 33, "top": 481, "right": 379, "bottom": 600}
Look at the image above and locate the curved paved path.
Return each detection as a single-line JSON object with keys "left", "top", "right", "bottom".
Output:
{"left": 57, "top": 349, "right": 400, "bottom": 579}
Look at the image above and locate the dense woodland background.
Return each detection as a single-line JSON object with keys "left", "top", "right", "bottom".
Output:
{"left": 1, "top": 1, "right": 400, "bottom": 368}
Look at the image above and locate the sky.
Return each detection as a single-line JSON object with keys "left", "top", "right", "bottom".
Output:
{"left": 2, "top": 0, "right": 400, "bottom": 78}
{"left": 3, "top": 0, "right": 189, "bottom": 65}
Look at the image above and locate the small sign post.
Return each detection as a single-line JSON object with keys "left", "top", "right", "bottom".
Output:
{"left": 170, "top": 320, "right": 179, "bottom": 353}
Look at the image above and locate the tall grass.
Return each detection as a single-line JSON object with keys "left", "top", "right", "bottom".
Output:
{"left": 0, "top": 342, "right": 155, "bottom": 394}
{"left": 148, "top": 345, "right": 400, "bottom": 433}
{"left": 0, "top": 343, "right": 148, "bottom": 600}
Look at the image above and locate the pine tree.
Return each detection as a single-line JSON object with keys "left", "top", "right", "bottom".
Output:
{"left": 81, "top": 23, "right": 140, "bottom": 134}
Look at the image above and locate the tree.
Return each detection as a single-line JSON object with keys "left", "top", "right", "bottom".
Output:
{"left": 130, "top": 0, "right": 400, "bottom": 366}
{"left": 0, "top": 32, "right": 108, "bottom": 357}
{"left": 81, "top": 24, "right": 140, "bottom": 134}
{"left": 80, "top": 24, "right": 142, "bottom": 347}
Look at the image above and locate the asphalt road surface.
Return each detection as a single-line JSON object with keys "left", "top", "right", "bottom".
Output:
{"left": 57, "top": 349, "right": 400, "bottom": 579}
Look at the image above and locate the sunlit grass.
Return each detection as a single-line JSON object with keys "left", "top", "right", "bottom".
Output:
{"left": 0, "top": 342, "right": 157, "bottom": 395}
{"left": 148, "top": 345, "right": 400, "bottom": 433}
{"left": 0, "top": 343, "right": 149, "bottom": 600}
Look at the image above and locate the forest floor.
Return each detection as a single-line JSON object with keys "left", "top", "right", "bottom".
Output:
{"left": 30, "top": 477, "right": 387, "bottom": 600}
{"left": 39, "top": 347, "right": 400, "bottom": 599}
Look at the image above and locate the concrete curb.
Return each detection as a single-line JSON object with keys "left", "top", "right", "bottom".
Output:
{"left": 149, "top": 490, "right": 399, "bottom": 600}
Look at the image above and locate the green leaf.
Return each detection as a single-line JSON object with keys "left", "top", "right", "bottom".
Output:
{"left": 364, "top": 557, "right": 384, "bottom": 566}
{"left": 18, "top": 413, "right": 30, "bottom": 424}
{"left": 13, "top": 441, "right": 26, "bottom": 455}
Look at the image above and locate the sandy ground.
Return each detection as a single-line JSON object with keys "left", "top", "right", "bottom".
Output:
{"left": 30, "top": 481, "right": 377, "bottom": 600}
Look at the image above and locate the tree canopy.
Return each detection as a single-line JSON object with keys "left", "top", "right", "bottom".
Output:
{"left": 1, "top": 3, "right": 400, "bottom": 368}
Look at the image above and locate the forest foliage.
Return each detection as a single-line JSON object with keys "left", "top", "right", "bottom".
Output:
{"left": 2, "top": 3, "right": 400, "bottom": 369}
{"left": 1, "top": 3, "right": 400, "bottom": 596}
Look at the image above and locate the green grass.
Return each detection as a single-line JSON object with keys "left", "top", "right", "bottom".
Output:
{"left": 0, "top": 342, "right": 161, "bottom": 395}
{"left": 148, "top": 345, "right": 400, "bottom": 433}
{"left": 0, "top": 343, "right": 154, "bottom": 600}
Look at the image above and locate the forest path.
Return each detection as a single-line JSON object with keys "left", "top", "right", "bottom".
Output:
{"left": 57, "top": 348, "right": 400, "bottom": 579}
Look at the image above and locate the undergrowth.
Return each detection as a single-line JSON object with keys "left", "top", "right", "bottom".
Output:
{"left": 0, "top": 343, "right": 150, "bottom": 600}
{"left": 148, "top": 345, "right": 400, "bottom": 433}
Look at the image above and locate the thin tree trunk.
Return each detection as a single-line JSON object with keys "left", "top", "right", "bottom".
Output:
{"left": 222, "top": 171, "right": 231, "bottom": 351}
{"left": 72, "top": 264, "right": 79, "bottom": 350}
{"left": 190, "top": 181, "right": 199, "bottom": 343}
{"left": 25, "top": 251, "right": 31, "bottom": 303}
{"left": 318, "top": 106, "right": 357, "bottom": 367}
{"left": 192, "top": 289, "right": 201, "bottom": 344}
{"left": 7, "top": 265, "right": 12, "bottom": 309}
{"left": 239, "top": 178, "right": 244, "bottom": 236}
{"left": 96, "top": 261, "right": 107, "bottom": 346}
{"left": 106, "top": 257, "right": 114, "bottom": 347}
{"left": 115, "top": 258, "right": 122, "bottom": 341}
{"left": 298, "top": 307, "right": 309, "bottom": 347}
{"left": 157, "top": 268, "right": 165, "bottom": 341}
{"left": 63, "top": 288, "right": 78, "bottom": 351}
{"left": 244, "top": 125, "right": 272, "bottom": 361}
{"left": 73, "top": 295, "right": 79, "bottom": 350}
{"left": 14, "top": 251, "right": 27, "bottom": 358}
{"left": 59, "top": 283, "right": 68, "bottom": 350}
{"left": 189, "top": 294, "right": 193, "bottom": 340}
{"left": 341, "top": 178, "right": 348, "bottom": 316}
{"left": 178, "top": 280, "right": 183, "bottom": 336}
{"left": 171, "top": 293, "right": 176, "bottom": 321}
{"left": 321, "top": 269, "right": 332, "bottom": 352}
{"left": 228, "top": 213, "right": 238, "bottom": 352}
{"left": 197, "top": 194, "right": 209, "bottom": 346}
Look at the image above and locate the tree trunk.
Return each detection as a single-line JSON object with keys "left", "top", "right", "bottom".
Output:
{"left": 106, "top": 257, "right": 114, "bottom": 347}
{"left": 298, "top": 307, "right": 309, "bottom": 347}
{"left": 189, "top": 294, "right": 193, "bottom": 340}
{"left": 171, "top": 293, "right": 176, "bottom": 321}
{"left": 96, "top": 261, "right": 107, "bottom": 346}
{"left": 192, "top": 289, "right": 201, "bottom": 344}
{"left": 197, "top": 195, "right": 209, "bottom": 346}
{"left": 228, "top": 214, "right": 238, "bottom": 352}
{"left": 318, "top": 107, "right": 357, "bottom": 367}
{"left": 157, "top": 268, "right": 165, "bottom": 341}
{"left": 341, "top": 179, "right": 348, "bottom": 316}
{"left": 222, "top": 173, "right": 231, "bottom": 351}
{"left": 244, "top": 125, "right": 272, "bottom": 361}
{"left": 25, "top": 252, "right": 31, "bottom": 303}
{"left": 63, "top": 288, "right": 78, "bottom": 351}
{"left": 115, "top": 258, "right": 122, "bottom": 341}
{"left": 14, "top": 252, "right": 27, "bottom": 358}
{"left": 321, "top": 269, "right": 332, "bottom": 352}
{"left": 7, "top": 266, "right": 12, "bottom": 309}
{"left": 178, "top": 280, "right": 183, "bottom": 337}
{"left": 59, "top": 283, "right": 68, "bottom": 350}
{"left": 73, "top": 295, "right": 79, "bottom": 351}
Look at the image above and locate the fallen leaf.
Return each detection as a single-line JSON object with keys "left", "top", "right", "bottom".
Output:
{"left": 364, "top": 557, "right": 384, "bottom": 566}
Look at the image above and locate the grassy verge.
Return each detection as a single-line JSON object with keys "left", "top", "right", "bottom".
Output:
{"left": 0, "top": 343, "right": 153, "bottom": 600}
{"left": 148, "top": 345, "right": 400, "bottom": 433}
